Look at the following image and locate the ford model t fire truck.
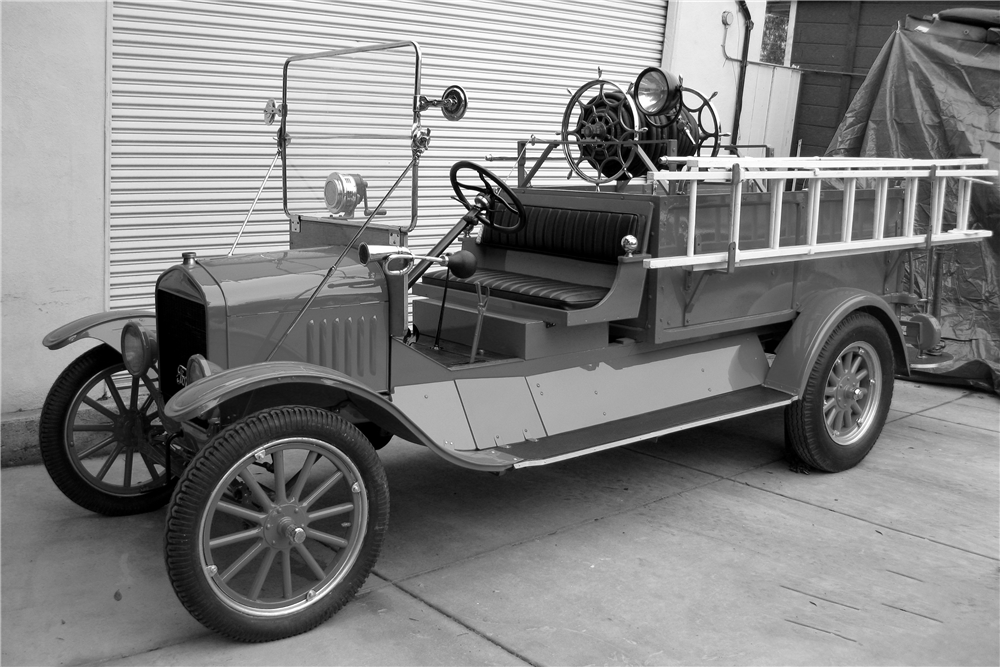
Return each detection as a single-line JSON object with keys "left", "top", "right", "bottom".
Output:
{"left": 39, "top": 41, "right": 995, "bottom": 641}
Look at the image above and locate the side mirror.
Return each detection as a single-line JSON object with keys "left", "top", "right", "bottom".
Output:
{"left": 440, "top": 85, "right": 468, "bottom": 122}
{"left": 418, "top": 85, "right": 468, "bottom": 122}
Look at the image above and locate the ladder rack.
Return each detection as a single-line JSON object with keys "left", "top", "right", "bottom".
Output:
{"left": 644, "top": 157, "right": 996, "bottom": 272}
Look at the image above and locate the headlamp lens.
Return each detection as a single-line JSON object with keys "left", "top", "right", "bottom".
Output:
{"left": 121, "top": 322, "right": 154, "bottom": 377}
{"left": 635, "top": 68, "right": 670, "bottom": 115}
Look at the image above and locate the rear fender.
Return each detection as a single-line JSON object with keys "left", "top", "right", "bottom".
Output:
{"left": 764, "top": 288, "right": 908, "bottom": 397}
{"left": 164, "top": 361, "right": 516, "bottom": 472}
{"left": 42, "top": 310, "right": 155, "bottom": 352}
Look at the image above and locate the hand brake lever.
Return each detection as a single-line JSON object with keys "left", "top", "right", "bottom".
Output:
{"left": 469, "top": 282, "right": 490, "bottom": 364}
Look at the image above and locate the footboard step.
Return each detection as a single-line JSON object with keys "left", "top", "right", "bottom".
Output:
{"left": 506, "top": 386, "right": 795, "bottom": 468}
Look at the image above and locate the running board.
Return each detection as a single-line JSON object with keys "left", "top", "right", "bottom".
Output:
{"left": 501, "top": 386, "right": 794, "bottom": 469}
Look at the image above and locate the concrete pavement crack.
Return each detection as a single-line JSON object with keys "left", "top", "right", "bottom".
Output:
{"left": 735, "top": 478, "right": 999, "bottom": 562}
{"left": 375, "top": 577, "right": 541, "bottom": 667}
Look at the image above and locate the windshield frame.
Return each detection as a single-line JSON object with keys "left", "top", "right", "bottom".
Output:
{"left": 279, "top": 40, "right": 423, "bottom": 233}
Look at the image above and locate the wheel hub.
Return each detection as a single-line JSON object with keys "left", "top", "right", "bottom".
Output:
{"left": 263, "top": 503, "right": 307, "bottom": 548}
{"left": 834, "top": 374, "right": 864, "bottom": 410}
{"left": 112, "top": 408, "right": 143, "bottom": 448}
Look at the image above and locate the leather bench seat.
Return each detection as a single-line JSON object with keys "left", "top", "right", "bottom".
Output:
{"left": 420, "top": 203, "right": 642, "bottom": 311}
{"left": 422, "top": 267, "right": 608, "bottom": 310}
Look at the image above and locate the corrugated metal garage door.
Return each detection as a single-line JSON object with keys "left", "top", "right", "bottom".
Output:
{"left": 110, "top": 0, "right": 667, "bottom": 309}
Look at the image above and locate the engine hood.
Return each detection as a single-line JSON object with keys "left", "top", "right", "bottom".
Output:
{"left": 196, "top": 247, "right": 386, "bottom": 317}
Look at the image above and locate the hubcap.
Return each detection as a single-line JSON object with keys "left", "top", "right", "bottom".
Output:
{"left": 823, "top": 341, "right": 881, "bottom": 446}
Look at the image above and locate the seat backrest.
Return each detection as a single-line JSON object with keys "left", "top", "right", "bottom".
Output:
{"left": 484, "top": 205, "right": 642, "bottom": 264}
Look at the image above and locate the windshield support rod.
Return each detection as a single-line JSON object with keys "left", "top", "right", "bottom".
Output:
{"left": 228, "top": 150, "right": 281, "bottom": 257}
{"left": 264, "top": 156, "right": 416, "bottom": 362}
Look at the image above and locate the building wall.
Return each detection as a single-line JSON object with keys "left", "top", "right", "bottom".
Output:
{"left": 662, "top": 0, "right": 768, "bottom": 148}
{"left": 2, "top": 2, "right": 109, "bottom": 417}
{"left": 791, "top": 0, "right": 999, "bottom": 156}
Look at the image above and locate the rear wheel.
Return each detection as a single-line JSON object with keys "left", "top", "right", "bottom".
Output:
{"left": 165, "top": 406, "right": 389, "bottom": 642}
{"left": 785, "top": 313, "right": 894, "bottom": 472}
{"left": 39, "top": 344, "right": 174, "bottom": 515}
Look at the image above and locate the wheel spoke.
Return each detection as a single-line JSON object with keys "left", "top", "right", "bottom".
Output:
{"left": 139, "top": 450, "right": 161, "bottom": 483}
{"left": 301, "top": 471, "right": 343, "bottom": 510}
{"left": 840, "top": 410, "right": 851, "bottom": 432}
{"left": 123, "top": 448, "right": 134, "bottom": 488}
{"left": 238, "top": 470, "right": 275, "bottom": 510}
{"left": 305, "top": 527, "right": 349, "bottom": 550}
{"left": 139, "top": 392, "right": 155, "bottom": 415}
{"left": 82, "top": 396, "right": 119, "bottom": 421}
{"left": 282, "top": 550, "right": 293, "bottom": 599}
{"left": 210, "top": 526, "right": 264, "bottom": 550}
{"left": 308, "top": 502, "right": 353, "bottom": 522}
{"left": 73, "top": 423, "right": 115, "bottom": 433}
{"left": 129, "top": 376, "right": 140, "bottom": 411}
{"left": 856, "top": 368, "right": 869, "bottom": 382}
{"left": 104, "top": 376, "right": 127, "bottom": 413}
{"left": 850, "top": 352, "right": 863, "bottom": 374}
{"left": 216, "top": 500, "right": 267, "bottom": 523}
{"left": 220, "top": 539, "right": 267, "bottom": 583}
{"left": 294, "top": 543, "right": 327, "bottom": 581}
{"left": 824, "top": 385, "right": 838, "bottom": 397}
{"left": 76, "top": 435, "right": 116, "bottom": 459}
{"left": 272, "top": 450, "right": 287, "bottom": 504}
{"left": 288, "top": 451, "right": 318, "bottom": 502}
{"left": 95, "top": 441, "right": 126, "bottom": 481}
{"left": 248, "top": 548, "right": 277, "bottom": 601}
{"left": 825, "top": 406, "right": 841, "bottom": 429}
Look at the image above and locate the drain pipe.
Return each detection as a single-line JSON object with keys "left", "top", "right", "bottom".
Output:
{"left": 731, "top": 1, "right": 754, "bottom": 148}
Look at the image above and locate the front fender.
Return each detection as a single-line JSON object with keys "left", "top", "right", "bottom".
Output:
{"left": 43, "top": 310, "right": 155, "bottom": 351}
{"left": 764, "top": 288, "right": 908, "bottom": 397}
{"left": 165, "top": 361, "right": 518, "bottom": 473}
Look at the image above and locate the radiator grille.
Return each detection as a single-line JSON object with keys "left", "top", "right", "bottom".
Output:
{"left": 156, "top": 289, "right": 207, "bottom": 400}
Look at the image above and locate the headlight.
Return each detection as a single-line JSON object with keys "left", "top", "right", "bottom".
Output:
{"left": 633, "top": 67, "right": 681, "bottom": 117}
{"left": 324, "top": 172, "right": 367, "bottom": 218}
{"left": 185, "top": 354, "right": 222, "bottom": 386}
{"left": 121, "top": 321, "right": 157, "bottom": 377}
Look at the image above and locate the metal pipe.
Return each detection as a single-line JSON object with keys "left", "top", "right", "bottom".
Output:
{"left": 228, "top": 150, "right": 280, "bottom": 257}
{"left": 731, "top": 1, "right": 754, "bottom": 149}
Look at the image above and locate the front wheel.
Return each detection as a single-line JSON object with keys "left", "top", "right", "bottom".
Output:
{"left": 164, "top": 406, "right": 389, "bottom": 642}
{"left": 785, "top": 312, "right": 894, "bottom": 472}
{"left": 39, "top": 344, "right": 174, "bottom": 515}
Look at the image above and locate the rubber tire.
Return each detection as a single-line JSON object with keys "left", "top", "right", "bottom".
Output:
{"left": 164, "top": 406, "right": 389, "bottom": 642}
{"left": 785, "top": 312, "right": 894, "bottom": 472}
{"left": 39, "top": 344, "right": 174, "bottom": 516}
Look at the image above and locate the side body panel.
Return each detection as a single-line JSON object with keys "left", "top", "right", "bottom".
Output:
{"left": 390, "top": 333, "right": 770, "bottom": 453}
{"left": 636, "top": 187, "right": 905, "bottom": 345}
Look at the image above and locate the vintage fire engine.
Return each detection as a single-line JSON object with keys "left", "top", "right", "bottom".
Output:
{"left": 39, "top": 41, "right": 995, "bottom": 641}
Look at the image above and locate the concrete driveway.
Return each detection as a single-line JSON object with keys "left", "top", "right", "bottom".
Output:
{"left": 2, "top": 380, "right": 997, "bottom": 666}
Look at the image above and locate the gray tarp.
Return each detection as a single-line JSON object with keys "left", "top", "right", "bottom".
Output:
{"left": 826, "top": 24, "right": 1000, "bottom": 392}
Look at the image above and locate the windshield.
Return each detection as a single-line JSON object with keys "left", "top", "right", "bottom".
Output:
{"left": 280, "top": 41, "right": 420, "bottom": 231}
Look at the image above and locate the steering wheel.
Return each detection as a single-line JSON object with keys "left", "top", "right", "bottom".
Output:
{"left": 449, "top": 161, "right": 527, "bottom": 234}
